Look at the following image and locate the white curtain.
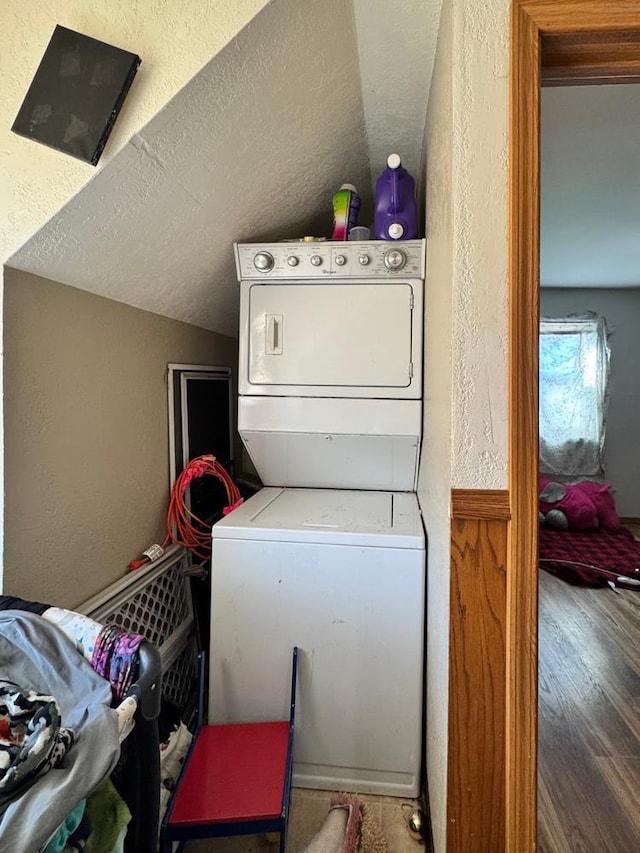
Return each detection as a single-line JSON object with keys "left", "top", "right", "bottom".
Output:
{"left": 539, "top": 312, "right": 611, "bottom": 479}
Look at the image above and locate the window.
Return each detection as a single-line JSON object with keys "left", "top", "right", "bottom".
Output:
{"left": 539, "top": 312, "right": 611, "bottom": 479}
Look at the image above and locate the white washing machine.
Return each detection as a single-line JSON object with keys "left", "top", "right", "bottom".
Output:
{"left": 210, "top": 486, "right": 425, "bottom": 796}
{"left": 209, "top": 239, "right": 426, "bottom": 796}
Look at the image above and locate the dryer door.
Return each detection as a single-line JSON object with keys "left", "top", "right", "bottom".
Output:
{"left": 239, "top": 280, "right": 422, "bottom": 398}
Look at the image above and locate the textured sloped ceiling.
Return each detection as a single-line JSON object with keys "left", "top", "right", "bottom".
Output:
{"left": 7, "top": 0, "right": 440, "bottom": 337}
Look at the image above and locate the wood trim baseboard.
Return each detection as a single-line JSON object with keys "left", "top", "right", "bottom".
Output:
{"left": 447, "top": 489, "right": 509, "bottom": 853}
{"left": 451, "top": 489, "right": 510, "bottom": 520}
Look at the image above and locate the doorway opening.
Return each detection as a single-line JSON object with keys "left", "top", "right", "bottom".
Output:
{"left": 509, "top": 5, "right": 640, "bottom": 851}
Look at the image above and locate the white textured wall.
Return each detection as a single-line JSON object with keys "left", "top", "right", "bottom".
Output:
{"left": 450, "top": 0, "right": 509, "bottom": 489}
{"left": 3, "top": 268, "right": 237, "bottom": 608}
{"left": 419, "top": 0, "right": 453, "bottom": 848}
{"left": 1, "top": 0, "right": 271, "bottom": 263}
{"left": 540, "top": 287, "right": 640, "bottom": 516}
{"left": 420, "top": 0, "right": 510, "bottom": 849}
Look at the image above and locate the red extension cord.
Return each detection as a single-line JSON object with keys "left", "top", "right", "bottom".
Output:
{"left": 129, "top": 454, "right": 242, "bottom": 569}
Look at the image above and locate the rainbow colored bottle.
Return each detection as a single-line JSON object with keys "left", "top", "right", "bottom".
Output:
{"left": 331, "top": 183, "right": 361, "bottom": 241}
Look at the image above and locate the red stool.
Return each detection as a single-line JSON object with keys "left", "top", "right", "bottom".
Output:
{"left": 160, "top": 647, "right": 298, "bottom": 853}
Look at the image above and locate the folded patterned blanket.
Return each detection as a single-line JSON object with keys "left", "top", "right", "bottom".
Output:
{"left": 0, "top": 680, "right": 75, "bottom": 804}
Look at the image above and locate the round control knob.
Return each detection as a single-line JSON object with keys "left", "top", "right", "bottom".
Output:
{"left": 384, "top": 249, "right": 407, "bottom": 271}
{"left": 253, "top": 251, "right": 274, "bottom": 272}
{"left": 310, "top": 255, "right": 323, "bottom": 267}
{"left": 287, "top": 255, "right": 299, "bottom": 267}
{"left": 335, "top": 254, "right": 346, "bottom": 266}
{"left": 358, "top": 254, "right": 370, "bottom": 266}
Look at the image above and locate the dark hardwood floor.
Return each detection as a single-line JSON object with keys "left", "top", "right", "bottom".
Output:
{"left": 538, "top": 568, "right": 640, "bottom": 852}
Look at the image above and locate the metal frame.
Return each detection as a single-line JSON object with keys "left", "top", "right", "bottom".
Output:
{"left": 160, "top": 646, "right": 298, "bottom": 853}
{"left": 167, "top": 363, "right": 234, "bottom": 492}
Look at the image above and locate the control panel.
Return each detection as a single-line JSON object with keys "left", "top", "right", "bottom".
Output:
{"left": 234, "top": 239, "right": 426, "bottom": 280}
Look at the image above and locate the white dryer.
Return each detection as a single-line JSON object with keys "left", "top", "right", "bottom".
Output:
{"left": 210, "top": 239, "right": 426, "bottom": 796}
{"left": 235, "top": 239, "right": 425, "bottom": 492}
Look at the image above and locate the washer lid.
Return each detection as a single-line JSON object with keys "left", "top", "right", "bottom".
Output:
{"left": 212, "top": 487, "right": 425, "bottom": 549}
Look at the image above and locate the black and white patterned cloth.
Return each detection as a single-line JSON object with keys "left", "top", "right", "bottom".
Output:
{"left": 0, "top": 680, "right": 74, "bottom": 804}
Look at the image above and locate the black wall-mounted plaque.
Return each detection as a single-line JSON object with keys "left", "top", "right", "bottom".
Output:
{"left": 12, "top": 25, "right": 141, "bottom": 166}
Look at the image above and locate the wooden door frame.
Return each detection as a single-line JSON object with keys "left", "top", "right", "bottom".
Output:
{"left": 509, "top": 3, "right": 640, "bottom": 851}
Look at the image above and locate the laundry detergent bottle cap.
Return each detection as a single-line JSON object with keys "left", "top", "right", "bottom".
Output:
{"left": 374, "top": 153, "right": 418, "bottom": 241}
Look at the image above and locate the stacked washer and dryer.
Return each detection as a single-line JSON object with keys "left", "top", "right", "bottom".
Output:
{"left": 209, "top": 239, "right": 426, "bottom": 797}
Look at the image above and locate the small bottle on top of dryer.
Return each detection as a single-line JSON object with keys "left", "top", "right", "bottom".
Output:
{"left": 331, "top": 183, "right": 361, "bottom": 241}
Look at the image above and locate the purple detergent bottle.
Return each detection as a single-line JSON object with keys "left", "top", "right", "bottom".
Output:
{"left": 374, "top": 153, "right": 418, "bottom": 240}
